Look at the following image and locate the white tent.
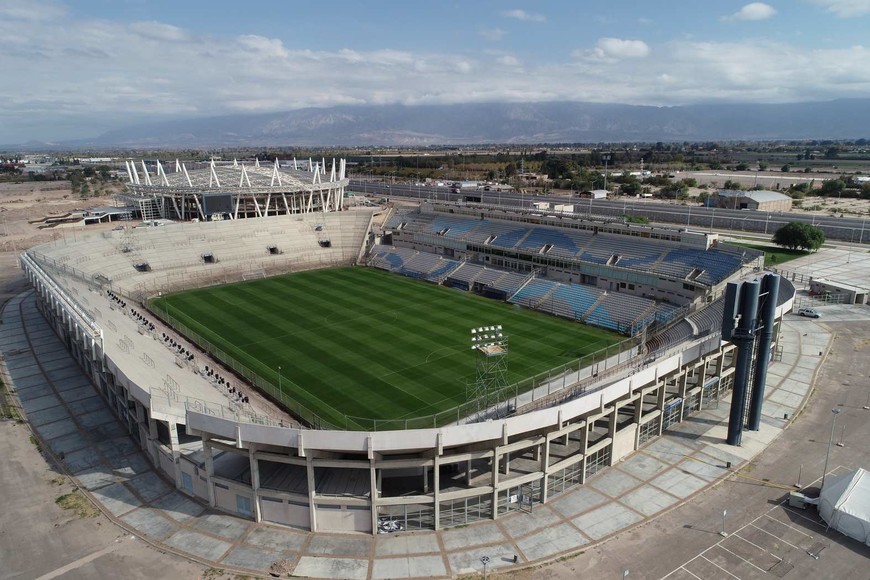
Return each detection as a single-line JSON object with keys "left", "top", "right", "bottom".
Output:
{"left": 819, "top": 468, "right": 870, "bottom": 546}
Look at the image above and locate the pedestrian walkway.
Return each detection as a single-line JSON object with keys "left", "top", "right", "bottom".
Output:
{"left": 0, "top": 291, "right": 833, "bottom": 579}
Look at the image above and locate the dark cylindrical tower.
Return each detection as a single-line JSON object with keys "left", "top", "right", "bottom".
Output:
{"left": 747, "top": 274, "right": 781, "bottom": 430}
{"left": 726, "top": 279, "right": 760, "bottom": 446}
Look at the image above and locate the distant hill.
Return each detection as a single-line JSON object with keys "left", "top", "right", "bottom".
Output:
{"left": 23, "top": 99, "right": 870, "bottom": 148}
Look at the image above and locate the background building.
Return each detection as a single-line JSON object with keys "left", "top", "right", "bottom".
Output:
{"left": 713, "top": 190, "right": 793, "bottom": 212}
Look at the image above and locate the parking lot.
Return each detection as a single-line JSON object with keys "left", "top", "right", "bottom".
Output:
{"left": 663, "top": 466, "right": 865, "bottom": 580}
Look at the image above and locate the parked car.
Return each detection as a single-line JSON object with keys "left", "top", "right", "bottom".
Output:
{"left": 797, "top": 308, "right": 821, "bottom": 318}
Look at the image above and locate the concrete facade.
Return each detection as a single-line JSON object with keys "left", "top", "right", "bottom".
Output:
{"left": 21, "top": 245, "right": 795, "bottom": 536}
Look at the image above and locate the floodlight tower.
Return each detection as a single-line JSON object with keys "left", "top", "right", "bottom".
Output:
{"left": 467, "top": 325, "right": 510, "bottom": 421}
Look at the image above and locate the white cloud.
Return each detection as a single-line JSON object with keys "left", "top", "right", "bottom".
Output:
{"left": 237, "top": 35, "right": 290, "bottom": 59}
{"left": 723, "top": 2, "right": 777, "bottom": 21}
{"left": 480, "top": 27, "right": 506, "bottom": 42}
{"left": 593, "top": 38, "right": 651, "bottom": 59}
{"left": 502, "top": 9, "right": 546, "bottom": 22}
{"left": 0, "top": 0, "right": 65, "bottom": 21}
{"left": 3, "top": 11, "right": 870, "bottom": 142}
{"left": 808, "top": 0, "right": 870, "bottom": 17}
{"left": 129, "top": 21, "right": 189, "bottom": 43}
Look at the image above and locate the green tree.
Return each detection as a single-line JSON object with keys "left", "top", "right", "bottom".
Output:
{"left": 722, "top": 180, "right": 741, "bottom": 190}
{"left": 659, "top": 181, "right": 688, "bottom": 199}
{"left": 621, "top": 180, "right": 641, "bottom": 196}
{"left": 818, "top": 179, "right": 846, "bottom": 197}
{"left": 772, "top": 222, "right": 825, "bottom": 252}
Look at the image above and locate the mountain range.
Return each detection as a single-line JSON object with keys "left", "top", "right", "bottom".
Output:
{"left": 16, "top": 99, "right": 870, "bottom": 149}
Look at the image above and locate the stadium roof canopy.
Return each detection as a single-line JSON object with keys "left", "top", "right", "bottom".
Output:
{"left": 125, "top": 158, "right": 347, "bottom": 196}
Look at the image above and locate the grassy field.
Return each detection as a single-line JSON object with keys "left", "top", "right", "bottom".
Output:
{"left": 151, "top": 267, "right": 621, "bottom": 428}
{"left": 732, "top": 242, "right": 808, "bottom": 267}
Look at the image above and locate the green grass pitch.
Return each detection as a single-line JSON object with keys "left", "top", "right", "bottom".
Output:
{"left": 151, "top": 267, "right": 622, "bottom": 428}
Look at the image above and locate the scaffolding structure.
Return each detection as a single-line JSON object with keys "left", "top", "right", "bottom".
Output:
{"left": 467, "top": 325, "right": 509, "bottom": 421}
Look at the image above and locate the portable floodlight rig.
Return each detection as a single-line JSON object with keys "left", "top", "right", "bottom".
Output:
{"left": 467, "top": 325, "right": 510, "bottom": 422}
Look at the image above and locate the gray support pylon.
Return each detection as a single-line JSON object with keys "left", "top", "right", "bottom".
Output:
{"left": 726, "top": 280, "right": 760, "bottom": 446}
{"left": 747, "top": 274, "right": 780, "bottom": 430}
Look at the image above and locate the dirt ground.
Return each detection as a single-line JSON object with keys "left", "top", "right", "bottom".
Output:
{"left": 0, "top": 181, "right": 241, "bottom": 579}
{"left": 0, "top": 181, "right": 124, "bottom": 253}
{"left": 0, "top": 420, "right": 213, "bottom": 580}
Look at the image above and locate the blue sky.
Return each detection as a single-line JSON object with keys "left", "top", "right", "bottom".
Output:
{"left": 2, "top": 0, "right": 870, "bottom": 142}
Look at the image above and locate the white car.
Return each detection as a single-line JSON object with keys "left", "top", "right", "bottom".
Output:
{"left": 797, "top": 308, "right": 821, "bottom": 319}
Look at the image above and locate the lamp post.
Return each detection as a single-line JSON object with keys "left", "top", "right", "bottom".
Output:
{"left": 278, "top": 365, "right": 282, "bottom": 392}
{"left": 821, "top": 408, "right": 841, "bottom": 490}
{"left": 602, "top": 153, "right": 612, "bottom": 193}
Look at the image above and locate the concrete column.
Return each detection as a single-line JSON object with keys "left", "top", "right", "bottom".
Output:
{"left": 608, "top": 407, "right": 618, "bottom": 439}
{"left": 715, "top": 350, "right": 726, "bottom": 377}
{"left": 423, "top": 466, "right": 429, "bottom": 493}
{"left": 657, "top": 381, "right": 668, "bottom": 410}
{"left": 249, "top": 446, "right": 261, "bottom": 522}
{"left": 678, "top": 370, "right": 689, "bottom": 398}
{"left": 503, "top": 451, "right": 510, "bottom": 476}
{"left": 541, "top": 438, "right": 551, "bottom": 504}
{"left": 634, "top": 393, "right": 644, "bottom": 424}
{"left": 306, "top": 455, "right": 317, "bottom": 532}
{"left": 146, "top": 417, "right": 159, "bottom": 464}
{"left": 491, "top": 454, "right": 499, "bottom": 520}
{"left": 167, "top": 421, "right": 183, "bottom": 491}
{"left": 433, "top": 456, "right": 441, "bottom": 531}
{"left": 370, "top": 460, "right": 378, "bottom": 536}
{"left": 465, "top": 459, "right": 472, "bottom": 485}
{"left": 203, "top": 440, "right": 216, "bottom": 507}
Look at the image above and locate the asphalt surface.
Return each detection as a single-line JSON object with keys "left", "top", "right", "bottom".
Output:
{"left": 350, "top": 180, "right": 869, "bottom": 243}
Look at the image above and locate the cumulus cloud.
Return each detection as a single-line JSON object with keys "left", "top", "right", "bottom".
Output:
{"left": 237, "top": 35, "right": 290, "bottom": 59}
{"left": 3, "top": 10, "right": 870, "bottom": 142}
{"left": 723, "top": 2, "right": 777, "bottom": 21}
{"left": 502, "top": 9, "right": 546, "bottom": 22}
{"left": 480, "top": 27, "right": 506, "bottom": 42}
{"left": 588, "top": 38, "right": 651, "bottom": 59}
{"left": 809, "top": 0, "right": 870, "bottom": 17}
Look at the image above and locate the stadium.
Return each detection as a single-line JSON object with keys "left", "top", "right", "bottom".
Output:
{"left": 18, "top": 158, "right": 796, "bottom": 535}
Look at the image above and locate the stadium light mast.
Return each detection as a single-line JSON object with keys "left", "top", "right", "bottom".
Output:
{"left": 467, "top": 325, "right": 510, "bottom": 422}
{"left": 602, "top": 153, "right": 612, "bottom": 192}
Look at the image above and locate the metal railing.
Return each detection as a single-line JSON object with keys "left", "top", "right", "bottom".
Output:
{"left": 344, "top": 337, "right": 640, "bottom": 431}
{"left": 149, "top": 295, "right": 640, "bottom": 431}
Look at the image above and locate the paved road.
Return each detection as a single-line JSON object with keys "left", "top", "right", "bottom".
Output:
{"left": 350, "top": 180, "right": 869, "bottom": 243}
{"left": 510, "top": 311, "right": 870, "bottom": 579}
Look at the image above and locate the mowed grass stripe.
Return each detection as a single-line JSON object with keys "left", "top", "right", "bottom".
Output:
{"left": 152, "top": 267, "right": 622, "bottom": 425}
{"left": 166, "top": 278, "right": 451, "bottom": 421}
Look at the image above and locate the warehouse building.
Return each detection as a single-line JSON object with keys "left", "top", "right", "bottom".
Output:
{"left": 712, "top": 190, "right": 793, "bottom": 212}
